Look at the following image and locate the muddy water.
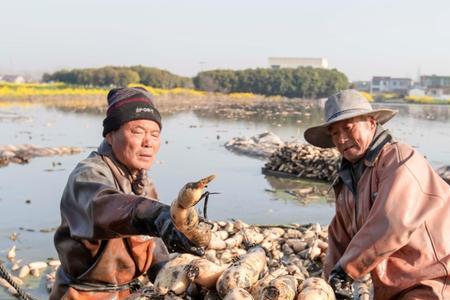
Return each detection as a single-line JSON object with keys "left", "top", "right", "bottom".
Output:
{"left": 0, "top": 101, "right": 449, "bottom": 298}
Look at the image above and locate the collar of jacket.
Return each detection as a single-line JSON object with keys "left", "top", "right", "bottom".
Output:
{"left": 362, "top": 125, "right": 394, "bottom": 167}
{"left": 335, "top": 125, "right": 393, "bottom": 195}
{"left": 97, "top": 140, "right": 131, "bottom": 178}
{"left": 97, "top": 140, "right": 147, "bottom": 195}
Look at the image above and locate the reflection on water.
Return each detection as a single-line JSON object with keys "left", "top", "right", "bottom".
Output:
{"left": 0, "top": 101, "right": 450, "bottom": 298}
{"left": 264, "top": 175, "right": 334, "bottom": 205}
{"left": 374, "top": 102, "right": 450, "bottom": 121}
{"left": 193, "top": 104, "right": 324, "bottom": 134}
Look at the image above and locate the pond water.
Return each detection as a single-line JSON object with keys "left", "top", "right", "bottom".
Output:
{"left": 0, "top": 101, "right": 449, "bottom": 298}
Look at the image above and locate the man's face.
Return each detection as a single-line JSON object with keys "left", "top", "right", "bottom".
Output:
{"left": 328, "top": 116, "right": 377, "bottom": 163}
{"left": 106, "top": 119, "right": 161, "bottom": 173}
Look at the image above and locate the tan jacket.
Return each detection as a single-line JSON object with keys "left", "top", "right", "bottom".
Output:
{"left": 50, "top": 141, "right": 169, "bottom": 300}
{"left": 325, "top": 141, "right": 450, "bottom": 300}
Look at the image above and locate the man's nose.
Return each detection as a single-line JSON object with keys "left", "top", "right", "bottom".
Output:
{"left": 335, "top": 132, "right": 348, "bottom": 144}
{"left": 142, "top": 133, "right": 152, "bottom": 147}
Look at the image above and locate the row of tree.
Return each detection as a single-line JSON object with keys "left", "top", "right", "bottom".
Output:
{"left": 42, "top": 66, "right": 193, "bottom": 89}
{"left": 194, "top": 68, "right": 348, "bottom": 99}
{"left": 43, "top": 66, "right": 348, "bottom": 98}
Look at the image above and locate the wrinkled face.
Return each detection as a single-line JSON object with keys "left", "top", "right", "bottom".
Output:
{"left": 106, "top": 119, "right": 161, "bottom": 173}
{"left": 328, "top": 116, "right": 377, "bottom": 163}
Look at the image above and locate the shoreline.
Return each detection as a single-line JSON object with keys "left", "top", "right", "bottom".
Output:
{"left": 0, "top": 93, "right": 322, "bottom": 123}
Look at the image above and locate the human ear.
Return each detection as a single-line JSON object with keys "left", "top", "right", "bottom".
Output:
{"left": 369, "top": 117, "right": 377, "bottom": 129}
{"left": 105, "top": 132, "right": 113, "bottom": 145}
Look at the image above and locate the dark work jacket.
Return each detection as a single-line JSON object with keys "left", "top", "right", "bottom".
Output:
{"left": 50, "top": 141, "right": 169, "bottom": 300}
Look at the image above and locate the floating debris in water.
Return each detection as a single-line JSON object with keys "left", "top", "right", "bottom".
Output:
{"left": 9, "top": 233, "right": 18, "bottom": 241}
{"left": 7, "top": 246, "right": 16, "bottom": 260}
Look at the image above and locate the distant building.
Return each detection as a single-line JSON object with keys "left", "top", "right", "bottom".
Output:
{"left": 352, "top": 81, "right": 371, "bottom": 92}
{"left": 408, "top": 88, "right": 426, "bottom": 97}
{"left": 371, "top": 76, "right": 413, "bottom": 94}
{"left": 421, "top": 75, "right": 450, "bottom": 88}
{"left": 419, "top": 75, "right": 450, "bottom": 99}
{"left": 1, "top": 75, "right": 26, "bottom": 83}
{"left": 371, "top": 76, "right": 390, "bottom": 93}
{"left": 268, "top": 57, "right": 328, "bottom": 69}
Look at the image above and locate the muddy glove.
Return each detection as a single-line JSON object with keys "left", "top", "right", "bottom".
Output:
{"left": 133, "top": 200, "right": 204, "bottom": 256}
{"left": 329, "top": 264, "right": 353, "bottom": 300}
{"left": 155, "top": 205, "right": 204, "bottom": 256}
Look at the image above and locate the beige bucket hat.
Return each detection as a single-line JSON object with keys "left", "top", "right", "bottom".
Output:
{"left": 304, "top": 89, "right": 397, "bottom": 148}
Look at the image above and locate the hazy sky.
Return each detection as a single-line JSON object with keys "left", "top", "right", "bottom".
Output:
{"left": 1, "top": 0, "right": 449, "bottom": 81}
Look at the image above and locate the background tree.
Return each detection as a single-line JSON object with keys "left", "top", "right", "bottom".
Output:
{"left": 194, "top": 67, "right": 348, "bottom": 98}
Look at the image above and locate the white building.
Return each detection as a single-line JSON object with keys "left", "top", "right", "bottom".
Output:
{"left": 417, "top": 75, "right": 450, "bottom": 99}
{"left": 1, "top": 75, "right": 26, "bottom": 83}
{"left": 268, "top": 57, "right": 328, "bottom": 69}
{"left": 371, "top": 76, "right": 413, "bottom": 94}
{"left": 408, "top": 88, "right": 426, "bottom": 97}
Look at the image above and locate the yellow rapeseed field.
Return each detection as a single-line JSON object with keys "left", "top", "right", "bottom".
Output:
{"left": 0, "top": 82, "right": 213, "bottom": 98}
{"left": 405, "top": 95, "right": 450, "bottom": 104}
{"left": 0, "top": 82, "right": 108, "bottom": 97}
{"left": 359, "top": 91, "right": 374, "bottom": 102}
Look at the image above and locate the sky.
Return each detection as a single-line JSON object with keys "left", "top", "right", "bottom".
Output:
{"left": 1, "top": 0, "right": 449, "bottom": 81}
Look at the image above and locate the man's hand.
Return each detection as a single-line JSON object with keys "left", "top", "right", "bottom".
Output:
{"left": 154, "top": 206, "right": 205, "bottom": 256}
{"left": 133, "top": 200, "right": 205, "bottom": 256}
{"left": 328, "top": 264, "right": 353, "bottom": 300}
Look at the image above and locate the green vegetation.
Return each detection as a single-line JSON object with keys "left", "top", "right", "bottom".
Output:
{"left": 42, "top": 66, "right": 348, "bottom": 99}
{"left": 193, "top": 67, "right": 348, "bottom": 98}
{"left": 42, "top": 66, "right": 193, "bottom": 89}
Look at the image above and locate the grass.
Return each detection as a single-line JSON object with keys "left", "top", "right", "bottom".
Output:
{"left": 0, "top": 82, "right": 286, "bottom": 114}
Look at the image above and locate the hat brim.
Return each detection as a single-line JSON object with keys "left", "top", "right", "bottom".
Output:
{"left": 304, "top": 109, "right": 397, "bottom": 148}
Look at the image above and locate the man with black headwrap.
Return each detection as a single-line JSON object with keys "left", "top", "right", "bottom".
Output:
{"left": 50, "top": 87, "right": 203, "bottom": 300}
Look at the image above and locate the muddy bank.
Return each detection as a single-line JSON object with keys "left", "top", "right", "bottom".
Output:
{"left": 224, "top": 132, "right": 284, "bottom": 159}
{"left": 224, "top": 133, "right": 340, "bottom": 183}
{"left": 263, "top": 144, "right": 340, "bottom": 183}
{"left": 0, "top": 144, "right": 83, "bottom": 167}
{"left": 0, "top": 94, "right": 322, "bottom": 120}
{"left": 193, "top": 98, "right": 320, "bottom": 123}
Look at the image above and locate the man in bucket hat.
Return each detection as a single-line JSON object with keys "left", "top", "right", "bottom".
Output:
{"left": 50, "top": 87, "right": 204, "bottom": 300}
{"left": 304, "top": 90, "right": 450, "bottom": 299}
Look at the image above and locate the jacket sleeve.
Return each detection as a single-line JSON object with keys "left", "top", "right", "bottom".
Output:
{"left": 61, "top": 159, "right": 166, "bottom": 240}
{"left": 339, "top": 144, "right": 448, "bottom": 279}
{"left": 324, "top": 206, "right": 353, "bottom": 279}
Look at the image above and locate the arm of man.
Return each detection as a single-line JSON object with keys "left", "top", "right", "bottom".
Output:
{"left": 324, "top": 206, "right": 353, "bottom": 279}
{"left": 338, "top": 143, "right": 448, "bottom": 279}
{"left": 61, "top": 158, "right": 204, "bottom": 255}
{"left": 61, "top": 159, "right": 164, "bottom": 240}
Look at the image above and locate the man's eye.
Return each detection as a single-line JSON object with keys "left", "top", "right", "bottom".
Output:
{"left": 132, "top": 130, "right": 144, "bottom": 135}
